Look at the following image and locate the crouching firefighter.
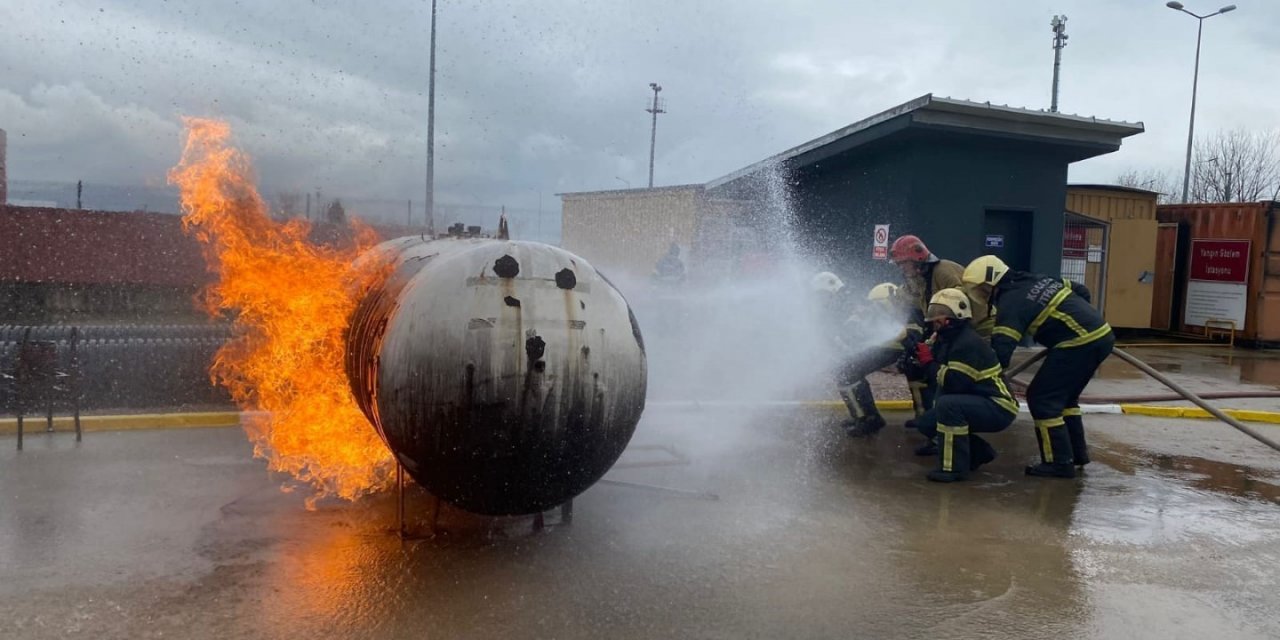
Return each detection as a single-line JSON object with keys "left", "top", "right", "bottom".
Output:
{"left": 836, "top": 283, "right": 929, "bottom": 437}
{"left": 963, "top": 255, "right": 1115, "bottom": 479}
{"left": 909, "top": 288, "right": 1019, "bottom": 483}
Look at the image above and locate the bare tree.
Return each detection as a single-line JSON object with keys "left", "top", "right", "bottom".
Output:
{"left": 1115, "top": 168, "right": 1179, "bottom": 203}
{"left": 1190, "top": 129, "right": 1280, "bottom": 203}
{"left": 275, "top": 191, "right": 302, "bottom": 219}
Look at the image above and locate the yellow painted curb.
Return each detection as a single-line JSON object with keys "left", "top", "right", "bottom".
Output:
{"left": 0, "top": 411, "right": 242, "bottom": 435}
{"left": 1120, "top": 404, "right": 1280, "bottom": 425}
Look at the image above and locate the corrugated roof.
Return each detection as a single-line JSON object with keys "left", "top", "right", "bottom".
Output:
{"left": 1068, "top": 183, "right": 1160, "bottom": 195}
{"left": 707, "top": 94, "right": 1144, "bottom": 190}
{"left": 0, "top": 205, "right": 420, "bottom": 287}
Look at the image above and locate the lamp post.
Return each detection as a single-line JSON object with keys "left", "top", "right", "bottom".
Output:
{"left": 426, "top": 0, "right": 438, "bottom": 235}
{"left": 1165, "top": 1, "right": 1237, "bottom": 203}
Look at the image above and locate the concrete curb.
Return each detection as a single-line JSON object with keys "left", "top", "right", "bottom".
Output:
{"left": 1117, "top": 404, "right": 1280, "bottom": 425}
{"left": 657, "top": 400, "right": 1280, "bottom": 425}
{"left": 0, "top": 411, "right": 241, "bottom": 435}
{"left": 2, "top": 400, "right": 1277, "bottom": 436}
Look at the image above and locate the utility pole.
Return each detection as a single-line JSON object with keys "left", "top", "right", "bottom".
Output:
{"left": 1049, "top": 15, "right": 1068, "bottom": 113}
{"left": 426, "top": 0, "right": 438, "bottom": 236}
{"left": 645, "top": 83, "right": 665, "bottom": 188}
{"left": 1166, "top": 2, "right": 1238, "bottom": 203}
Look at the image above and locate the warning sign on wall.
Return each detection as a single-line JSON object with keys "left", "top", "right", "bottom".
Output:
{"left": 1184, "top": 239, "right": 1250, "bottom": 328}
{"left": 873, "top": 224, "right": 889, "bottom": 260}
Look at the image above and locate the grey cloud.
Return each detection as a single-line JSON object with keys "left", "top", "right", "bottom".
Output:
{"left": 3, "top": 0, "right": 1280, "bottom": 227}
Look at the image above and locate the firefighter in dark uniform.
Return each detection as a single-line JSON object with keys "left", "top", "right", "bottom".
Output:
{"left": 962, "top": 255, "right": 1115, "bottom": 479}
{"left": 835, "top": 282, "right": 930, "bottom": 437}
{"left": 891, "top": 234, "right": 995, "bottom": 338}
{"left": 908, "top": 288, "right": 1019, "bottom": 483}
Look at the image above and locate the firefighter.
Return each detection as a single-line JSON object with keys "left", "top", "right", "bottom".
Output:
{"left": 908, "top": 288, "right": 1019, "bottom": 482}
{"left": 962, "top": 255, "right": 1115, "bottom": 478}
{"left": 832, "top": 282, "right": 929, "bottom": 437}
{"left": 890, "top": 234, "right": 994, "bottom": 337}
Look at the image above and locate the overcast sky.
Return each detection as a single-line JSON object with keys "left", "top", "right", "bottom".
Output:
{"left": 3, "top": 0, "right": 1277, "bottom": 216}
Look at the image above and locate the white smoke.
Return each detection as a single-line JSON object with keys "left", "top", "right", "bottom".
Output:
{"left": 612, "top": 162, "right": 905, "bottom": 406}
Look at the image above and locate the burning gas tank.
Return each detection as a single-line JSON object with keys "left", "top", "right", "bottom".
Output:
{"left": 345, "top": 237, "right": 647, "bottom": 515}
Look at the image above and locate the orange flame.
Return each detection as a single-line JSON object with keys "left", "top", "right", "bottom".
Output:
{"left": 169, "top": 117, "right": 394, "bottom": 506}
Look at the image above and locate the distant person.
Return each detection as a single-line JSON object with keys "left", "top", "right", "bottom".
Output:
{"left": 962, "top": 255, "right": 1113, "bottom": 479}
{"left": 652, "top": 243, "right": 686, "bottom": 284}
{"left": 908, "top": 288, "right": 1018, "bottom": 483}
{"left": 890, "top": 234, "right": 993, "bottom": 337}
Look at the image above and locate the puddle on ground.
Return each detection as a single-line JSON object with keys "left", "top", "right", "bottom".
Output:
{"left": 1073, "top": 442, "right": 1280, "bottom": 546}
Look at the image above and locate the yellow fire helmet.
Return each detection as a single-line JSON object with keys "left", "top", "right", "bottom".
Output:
{"left": 962, "top": 255, "right": 1009, "bottom": 287}
{"left": 866, "top": 282, "right": 899, "bottom": 302}
{"left": 927, "top": 287, "right": 973, "bottom": 321}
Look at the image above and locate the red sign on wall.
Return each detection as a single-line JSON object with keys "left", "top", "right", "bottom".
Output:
{"left": 1188, "top": 239, "right": 1251, "bottom": 283}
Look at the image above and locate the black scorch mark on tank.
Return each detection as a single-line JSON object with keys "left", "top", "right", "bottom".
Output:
{"left": 504, "top": 296, "right": 521, "bottom": 307}
{"left": 555, "top": 268, "right": 577, "bottom": 290}
{"left": 494, "top": 255, "right": 520, "bottom": 278}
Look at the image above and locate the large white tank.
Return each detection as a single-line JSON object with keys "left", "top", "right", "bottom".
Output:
{"left": 345, "top": 236, "right": 647, "bottom": 515}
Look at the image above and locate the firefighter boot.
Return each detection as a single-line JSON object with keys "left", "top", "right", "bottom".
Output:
{"left": 1064, "top": 410, "right": 1090, "bottom": 467}
{"left": 969, "top": 434, "right": 996, "bottom": 471}
{"left": 838, "top": 386, "right": 861, "bottom": 423}
{"left": 1025, "top": 419, "right": 1076, "bottom": 479}
{"left": 908, "top": 381, "right": 929, "bottom": 420}
{"left": 845, "top": 382, "right": 886, "bottom": 438}
{"left": 914, "top": 439, "right": 939, "bottom": 457}
{"left": 927, "top": 425, "right": 970, "bottom": 483}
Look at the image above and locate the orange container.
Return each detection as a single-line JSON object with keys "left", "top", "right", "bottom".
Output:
{"left": 1156, "top": 202, "right": 1280, "bottom": 344}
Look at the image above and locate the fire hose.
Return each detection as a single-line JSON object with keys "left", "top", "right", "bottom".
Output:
{"left": 1005, "top": 347, "right": 1280, "bottom": 454}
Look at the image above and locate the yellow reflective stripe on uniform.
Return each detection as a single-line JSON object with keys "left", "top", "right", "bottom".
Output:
{"left": 945, "top": 361, "right": 1002, "bottom": 381}
{"left": 908, "top": 381, "right": 927, "bottom": 417}
{"left": 938, "top": 423, "right": 969, "bottom": 472}
{"left": 1034, "top": 417, "right": 1064, "bottom": 463}
{"left": 1056, "top": 323, "right": 1112, "bottom": 348}
{"left": 1028, "top": 287, "right": 1072, "bottom": 337}
{"left": 993, "top": 325, "right": 1022, "bottom": 341}
{"left": 992, "top": 375, "right": 1019, "bottom": 415}
{"left": 994, "top": 396, "right": 1020, "bottom": 415}
{"left": 1063, "top": 407, "right": 1083, "bottom": 417}
{"left": 1051, "top": 309, "right": 1089, "bottom": 336}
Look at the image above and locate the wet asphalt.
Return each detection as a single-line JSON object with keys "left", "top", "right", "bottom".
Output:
{"left": 3, "top": 395, "right": 1280, "bottom": 639}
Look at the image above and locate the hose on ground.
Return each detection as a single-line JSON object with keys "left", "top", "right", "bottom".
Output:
{"left": 1003, "top": 346, "right": 1280, "bottom": 453}
{"left": 1004, "top": 348, "right": 1049, "bottom": 379}
{"left": 1110, "top": 348, "right": 1280, "bottom": 453}
{"left": 1007, "top": 384, "right": 1280, "bottom": 404}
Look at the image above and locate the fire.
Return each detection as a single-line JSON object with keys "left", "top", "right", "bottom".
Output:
{"left": 169, "top": 117, "right": 394, "bottom": 506}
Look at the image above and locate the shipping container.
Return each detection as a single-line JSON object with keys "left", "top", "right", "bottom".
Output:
{"left": 1155, "top": 201, "right": 1280, "bottom": 344}
{"left": 1065, "top": 185, "right": 1160, "bottom": 329}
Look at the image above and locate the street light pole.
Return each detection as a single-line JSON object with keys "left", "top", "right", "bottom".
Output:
{"left": 426, "top": 0, "right": 438, "bottom": 235}
{"left": 1166, "top": 2, "right": 1237, "bottom": 203}
{"left": 645, "top": 83, "right": 665, "bottom": 188}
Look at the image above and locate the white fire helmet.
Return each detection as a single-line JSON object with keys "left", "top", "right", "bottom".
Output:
{"left": 810, "top": 271, "right": 845, "bottom": 294}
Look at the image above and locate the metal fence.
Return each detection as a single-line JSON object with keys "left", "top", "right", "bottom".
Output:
{"left": 0, "top": 324, "right": 233, "bottom": 414}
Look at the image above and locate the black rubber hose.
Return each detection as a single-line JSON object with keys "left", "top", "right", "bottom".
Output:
{"left": 1004, "top": 346, "right": 1280, "bottom": 452}
{"left": 1110, "top": 348, "right": 1280, "bottom": 453}
{"left": 1005, "top": 348, "right": 1049, "bottom": 379}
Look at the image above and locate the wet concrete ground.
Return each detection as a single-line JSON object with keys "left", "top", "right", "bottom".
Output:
{"left": 3, "top": 397, "right": 1280, "bottom": 639}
